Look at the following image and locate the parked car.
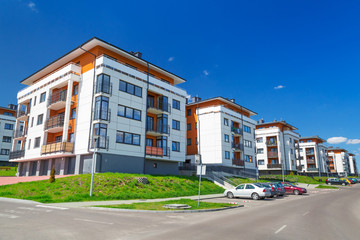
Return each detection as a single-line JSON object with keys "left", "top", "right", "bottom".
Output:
{"left": 224, "top": 183, "right": 271, "bottom": 200}
{"left": 340, "top": 178, "right": 353, "bottom": 184}
{"left": 258, "top": 183, "right": 277, "bottom": 198}
{"left": 325, "top": 178, "right": 349, "bottom": 186}
{"left": 346, "top": 178, "right": 357, "bottom": 184}
{"left": 348, "top": 178, "right": 358, "bottom": 183}
{"left": 281, "top": 182, "right": 307, "bottom": 195}
{"left": 269, "top": 182, "right": 286, "bottom": 196}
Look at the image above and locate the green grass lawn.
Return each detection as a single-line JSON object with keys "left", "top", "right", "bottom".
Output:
{"left": 0, "top": 167, "right": 17, "bottom": 177}
{"left": 315, "top": 185, "right": 339, "bottom": 189}
{"left": 98, "top": 199, "right": 235, "bottom": 211}
{"left": 0, "top": 173, "right": 224, "bottom": 203}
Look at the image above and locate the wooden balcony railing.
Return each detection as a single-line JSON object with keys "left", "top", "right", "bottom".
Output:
{"left": 41, "top": 142, "right": 73, "bottom": 155}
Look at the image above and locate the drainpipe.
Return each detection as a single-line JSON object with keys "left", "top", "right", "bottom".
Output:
{"left": 143, "top": 62, "right": 150, "bottom": 174}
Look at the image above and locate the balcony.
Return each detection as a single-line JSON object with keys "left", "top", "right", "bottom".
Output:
{"left": 17, "top": 109, "right": 29, "bottom": 121}
{"left": 231, "top": 127, "right": 242, "bottom": 136}
{"left": 296, "top": 166, "right": 303, "bottom": 171}
{"left": 41, "top": 142, "right": 74, "bottom": 155}
{"left": 145, "top": 146, "right": 170, "bottom": 158}
{"left": 147, "top": 102, "right": 171, "bottom": 114}
{"left": 266, "top": 141, "right": 277, "bottom": 147}
{"left": 232, "top": 158, "right": 244, "bottom": 166}
{"left": 307, "top": 167, "right": 319, "bottom": 172}
{"left": 267, "top": 163, "right": 282, "bottom": 169}
{"left": 306, "top": 151, "right": 315, "bottom": 155}
{"left": 307, "top": 159, "right": 315, "bottom": 164}
{"left": 9, "top": 150, "right": 25, "bottom": 160}
{"left": 268, "top": 152, "right": 278, "bottom": 158}
{"left": 48, "top": 90, "right": 67, "bottom": 110}
{"left": 146, "top": 125, "right": 170, "bottom": 136}
{"left": 45, "top": 115, "right": 65, "bottom": 133}
{"left": 232, "top": 143, "right": 244, "bottom": 151}
{"left": 13, "top": 130, "right": 26, "bottom": 139}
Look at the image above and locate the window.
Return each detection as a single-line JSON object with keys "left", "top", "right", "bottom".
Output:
{"left": 187, "top": 138, "right": 191, "bottom": 146}
{"left": 289, "top": 138, "right": 292, "bottom": 143}
{"left": 187, "top": 123, "right": 191, "bottom": 131}
{"left": 225, "top": 151, "right": 230, "bottom": 159}
{"left": 243, "top": 125, "right": 251, "bottom": 133}
{"left": 69, "top": 133, "right": 74, "bottom": 143}
{"left": 34, "top": 96, "right": 37, "bottom": 106}
{"left": 258, "top": 160, "right": 265, "bottom": 165}
{"left": 96, "top": 74, "right": 111, "bottom": 94}
{"left": 224, "top": 134, "right": 229, "bottom": 142}
{"left": 4, "top": 123, "right": 14, "bottom": 130}
{"left": 117, "top": 105, "right": 141, "bottom": 121}
{"left": 256, "top": 137, "right": 263, "bottom": 143}
{"left": 246, "top": 185, "right": 255, "bottom": 189}
{"left": 34, "top": 137, "right": 41, "bottom": 148}
{"left": 172, "top": 141, "right": 180, "bottom": 152}
{"left": 37, "top": 114, "right": 43, "bottom": 125}
{"left": 0, "top": 149, "right": 9, "bottom": 155}
{"left": 224, "top": 118, "right": 229, "bottom": 126}
{"left": 257, "top": 148, "right": 264, "bottom": 154}
{"left": 31, "top": 117, "right": 34, "bottom": 127}
{"left": 2, "top": 136, "right": 11, "bottom": 143}
{"left": 116, "top": 131, "right": 141, "bottom": 146}
{"left": 4, "top": 112, "right": 13, "bottom": 116}
{"left": 93, "top": 123, "right": 108, "bottom": 148}
{"left": 187, "top": 109, "right": 191, "bottom": 116}
{"left": 172, "top": 120, "right": 180, "bottom": 130}
{"left": 55, "top": 136, "right": 62, "bottom": 143}
{"left": 94, "top": 96, "right": 109, "bottom": 120}
{"left": 40, "top": 92, "right": 46, "bottom": 103}
{"left": 299, "top": 148, "right": 303, "bottom": 152}
{"left": 173, "top": 99, "right": 180, "bottom": 110}
{"left": 71, "top": 108, "right": 76, "bottom": 119}
{"left": 73, "top": 84, "right": 78, "bottom": 95}
{"left": 291, "top": 149, "right": 293, "bottom": 154}
{"left": 244, "top": 140, "right": 252, "bottom": 148}
{"left": 196, "top": 137, "right": 198, "bottom": 145}
{"left": 146, "top": 138, "right": 153, "bottom": 147}
{"left": 119, "top": 80, "right": 142, "bottom": 97}
{"left": 28, "top": 139, "right": 31, "bottom": 150}
{"left": 245, "top": 155, "right": 253, "bottom": 162}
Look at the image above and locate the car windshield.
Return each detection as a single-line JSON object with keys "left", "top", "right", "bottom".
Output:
{"left": 288, "top": 183, "right": 296, "bottom": 187}
{"left": 253, "top": 183, "right": 264, "bottom": 188}
{"left": 262, "top": 184, "right": 271, "bottom": 188}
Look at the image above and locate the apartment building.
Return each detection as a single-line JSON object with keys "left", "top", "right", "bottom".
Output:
{"left": 0, "top": 105, "right": 17, "bottom": 164}
{"left": 255, "top": 121, "right": 299, "bottom": 174}
{"left": 327, "top": 148, "right": 350, "bottom": 177}
{"left": 10, "top": 37, "right": 187, "bottom": 176}
{"left": 297, "top": 136, "right": 328, "bottom": 175}
{"left": 348, "top": 153, "right": 357, "bottom": 175}
{"left": 185, "top": 97, "right": 257, "bottom": 173}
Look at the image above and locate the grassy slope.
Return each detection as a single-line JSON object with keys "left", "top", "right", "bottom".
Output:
{"left": 99, "top": 199, "right": 234, "bottom": 211}
{"left": 230, "top": 175, "right": 329, "bottom": 185}
{"left": 0, "top": 173, "right": 224, "bottom": 203}
{"left": 0, "top": 167, "right": 17, "bottom": 177}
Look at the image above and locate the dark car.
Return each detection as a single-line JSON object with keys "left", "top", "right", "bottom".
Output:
{"left": 281, "top": 182, "right": 307, "bottom": 195}
{"left": 325, "top": 178, "right": 349, "bottom": 186}
{"left": 258, "top": 183, "right": 277, "bottom": 198}
{"left": 348, "top": 178, "right": 357, "bottom": 184}
{"left": 268, "top": 182, "right": 285, "bottom": 196}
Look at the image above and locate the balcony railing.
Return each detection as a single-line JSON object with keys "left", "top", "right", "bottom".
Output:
{"left": 45, "top": 115, "right": 64, "bottom": 130}
{"left": 231, "top": 127, "right": 242, "bottom": 135}
{"left": 145, "top": 146, "right": 170, "bottom": 157}
{"left": 41, "top": 142, "right": 74, "bottom": 155}
{"left": 48, "top": 90, "right": 67, "bottom": 107}
{"left": 146, "top": 125, "right": 170, "bottom": 135}
{"left": 267, "top": 163, "right": 282, "bottom": 169}
{"left": 9, "top": 150, "right": 25, "bottom": 160}
{"left": 306, "top": 151, "right": 315, "bottom": 155}
{"left": 17, "top": 109, "right": 29, "bottom": 119}
{"left": 13, "top": 130, "right": 26, "bottom": 138}
{"left": 307, "top": 167, "right": 319, "bottom": 172}
{"left": 147, "top": 102, "right": 171, "bottom": 114}
{"left": 232, "top": 143, "right": 244, "bottom": 151}
{"left": 232, "top": 158, "right": 244, "bottom": 166}
{"left": 268, "top": 152, "right": 278, "bottom": 158}
{"left": 266, "top": 141, "right": 277, "bottom": 147}
{"left": 296, "top": 166, "right": 303, "bottom": 171}
{"left": 307, "top": 159, "right": 315, "bottom": 164}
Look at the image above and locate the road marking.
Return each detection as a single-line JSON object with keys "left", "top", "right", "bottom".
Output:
{"left": 36, "top": 205, "right": 68, "bottom": 210}
{"left": 303, "top": 211, "right": 310, "bottom": 216}
{"left": 275, "top": 225, "right": 287, "bottom": 234}
{"left": 74, "top": 218, "right": 114, "bottom": 225}
{"left": 0, "top": 213, "right": 19, "bottom": 219}
{"left": 18, "top": 207, "right": 52, "bottom": 212}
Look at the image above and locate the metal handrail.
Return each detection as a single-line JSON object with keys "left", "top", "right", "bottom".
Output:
{"left": 146, "top": 124, "right": 170, "bottom": 135}
{"left": 14, "top": 130, "right": 26, "bottom": 138}
{"left": 147, "top": 102, "right": 171, "bottom": 113}
{"left": 232, "top": 143, "right": 244, "bottom": 151}
{"left": 231, "top": 127, "right": 242, "bottom": 135}
{"left": 145, "top": 146, "right": 170, "bottom": 157}
{"left": 9, "top": 150, "right": 25, "bottom": 159}
{"left": 267, "top": 163, "right": 282, "bottom": 168}
{"left": 45, "top": 115, "right": 64, "bottom": 130}
{"left": 268, "top": 152, "right": 279, "bottom": 158}
{"left": 232, "top": 158, "right": 244, "bottom": 166}
{"left": 48, "top": 90, "right": 67, "bottom": 106}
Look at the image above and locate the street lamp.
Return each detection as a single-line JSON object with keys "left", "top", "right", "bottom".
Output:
{"left": 90, "top": 137, "right": 98, "bottom": 197}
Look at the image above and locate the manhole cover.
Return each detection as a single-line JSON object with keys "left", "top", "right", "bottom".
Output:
{"left": 163, "top": 204, "right": 192, "bottom": 209}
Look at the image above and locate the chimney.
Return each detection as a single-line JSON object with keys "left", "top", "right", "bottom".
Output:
{"left": 129, "top": 51, "right": 142, "bottom": 58}
{"left": 229, "top": 99, "right": 235, "bottom": 103}
{"left": 8, "top": 104, "right": 17, "bottom": 110}
{"left": 192, "top": 96, "right": 201, "bottom": 103}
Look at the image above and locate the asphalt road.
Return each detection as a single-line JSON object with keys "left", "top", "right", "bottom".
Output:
{"left": 0, "top": 185, "right": 359, "bottom": 240}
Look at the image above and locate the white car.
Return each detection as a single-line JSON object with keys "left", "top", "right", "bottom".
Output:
{"left": 224, "top": 183, "right": 272, "bottom": 200}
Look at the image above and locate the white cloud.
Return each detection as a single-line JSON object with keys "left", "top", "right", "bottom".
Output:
{"left": 27, "top": 1, "right": 38, "bottom": 12}
{"left": 347, "top": 139, "right": 360, "bottom": 144}
{"left": 327, "top": 137, "right": 347, "bottom": 144}
{"left": 168, "top": 57, "right": 174, "bottom": 62}
{"left": 274, "top": 85, "right": 285, "bottom": 90}
{"left": 203, "top": 70, "right": 209, "bottom": 76}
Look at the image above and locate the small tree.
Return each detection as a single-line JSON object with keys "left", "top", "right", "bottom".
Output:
{"left": 49, "top": 166, "right": 55, "bottom": 183}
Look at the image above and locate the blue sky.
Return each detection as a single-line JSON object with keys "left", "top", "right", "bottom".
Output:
{"left": 1, "top": 0, "right": 359, "bottom": 166}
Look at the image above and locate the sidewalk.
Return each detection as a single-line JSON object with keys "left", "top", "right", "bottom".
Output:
{"left": 48, "top": 193, "right": 225, "bottom": 208}
{"left": 0, "top": 175, "right": 70, "bottom": 186}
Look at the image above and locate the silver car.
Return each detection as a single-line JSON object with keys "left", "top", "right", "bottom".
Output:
{"left": 224, "top": 183, "right": 272, "bottom": 200}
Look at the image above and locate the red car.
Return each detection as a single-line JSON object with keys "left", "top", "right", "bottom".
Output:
{"left": 281, "top": 182, "right": 307, "bottom": 195}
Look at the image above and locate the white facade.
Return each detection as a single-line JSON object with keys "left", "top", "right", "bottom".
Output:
{"left": 298, "top": 138, "right": 328, "bottom": 174}
{"left": 328, "top": 150, "right": 350, "bottom": 177}
{"left": 256, "top": 124, "right": 299, "bottom": 172}
{"left": 349, "top": 155, "right": 357, "bottom": 175}
{"left": 0, "top": 112, "right": 17, "bottom": 162}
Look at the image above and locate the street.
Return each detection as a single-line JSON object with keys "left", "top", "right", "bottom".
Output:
{"left": 0, "top": 185, "right": 359, "bottom": 240}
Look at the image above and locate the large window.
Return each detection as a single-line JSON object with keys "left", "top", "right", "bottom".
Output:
{"left": 4, "top": 123, "right": 14, "bottom": 130}
{"left": 243, "top": 125, "right": 251, "bottom": 133}
{"left": 187, "top": 123, "right": 191, "bottom": 131}
{"left": 187, "top": 138, "right": 191, "bottom": 146}
{"left": 224, "top": 118, "right": 229, "bottom": 126}
{"left": 94, "top": 96, "right": 109, "bottom": 121}
{"left": 257, "top": 148, "right": 264, "bottom": 154}
{"left": 96, "top": 74, "right": 111, "bottom": 94}
{"left": 71, "top": 108, "right": 76, "bottom": 119}
{"left": 40, "top": 92, "right": 46, "bottom": 103}
{"left": 37, "top": 114, "right": 43, "bottom": 125}
{"left": 225, "top": 151, "right": 230, "bottom": 159}
{"left": 116, "top": 131, "right": 140, "bottom": 146}
{"left": 256, "top": 137, "right": 263, "bottom": 143}
{"left": 224, "top": 134, "right": 229, "bottom": 142}
{"left": 34, "top": 137, "right": 41, "bottom": 148}
{"left": 172, "top": 141, "right": 180, "bottom": 152}
{"left": 173, "top": 99, "right": 180, "bottom": 110}
{"left": 2, "top": 136, "right": 11, "bottom": 143}
{"left": 93, "top": 123, "right": 108, "bottom": 148}
{"left": 187, "top": 109, "right": 191, "bottom": 116}
{"left": 172, "top": 120, "right": 180, "bottom": 130}
{"left": 244, "top": 140, "right": 252, "bottom": 148}
{"left": 117, "top": 105, "right": 141, "bottom": 121}
{"left": 258, "top": 160, "right": 265, "bottom": 165}
{"left": 0, "top": 149, "right": 9, "bottom": 155}
{"left": 119, "top": 80, "right": 142, "bottom": 97}
{"left": 245, "top": 155, "right": 253, "bottom": 162}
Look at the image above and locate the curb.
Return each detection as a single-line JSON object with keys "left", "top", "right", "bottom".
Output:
{"left": 0, "top": 197, "right": 40, "bottom": 204}
{"left": 86, "top": 204, "right": 244, "bottom": 213}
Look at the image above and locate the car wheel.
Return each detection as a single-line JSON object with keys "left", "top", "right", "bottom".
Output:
{"left": 342, "top": 183, "right": 345, "bottom": 186}
{"left": 294, "top": 190, "right": 300, "bottom": 195}
{"left": 327, "top": 182, "right": 331, "bottom": 185}
{"left": 227, "top": 192, "right": 234, "bottom": 199}
{"left": 252, "top": 193, "right": 260, "bottom": 200}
